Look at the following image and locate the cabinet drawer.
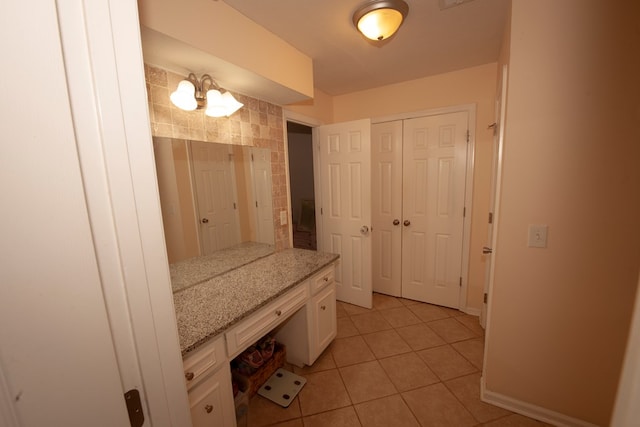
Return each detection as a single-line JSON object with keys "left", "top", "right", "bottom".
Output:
{"left": 188, "top": 365, "right": 235, "bottom": 427}
{"left": 309, "top": 265, "right": 335, "bottom": 295}
{"left": 226, "top": 283, "right": 309, "bottom": 358}
{"left": 183, "top": 334, "right": 227, "bottom": 390}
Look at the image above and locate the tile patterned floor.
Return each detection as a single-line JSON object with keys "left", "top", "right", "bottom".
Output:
{"left": 245, "top": 293, "right": 551, "bottom": 427}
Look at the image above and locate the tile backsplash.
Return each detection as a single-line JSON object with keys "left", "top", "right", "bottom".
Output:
{"left": 144, "top": 64, "right": 290, "bottom": 250}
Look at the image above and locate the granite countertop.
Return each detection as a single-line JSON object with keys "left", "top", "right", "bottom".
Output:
{"left": 173, "top": 248, "right": 339, "bottom": 355}
{"left": 169, "top": 241, "right": 275, "bottom": 293}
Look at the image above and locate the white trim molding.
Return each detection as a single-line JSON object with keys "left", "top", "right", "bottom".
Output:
{"left": 481, "top": 377, "right": 600, "bottom": 427}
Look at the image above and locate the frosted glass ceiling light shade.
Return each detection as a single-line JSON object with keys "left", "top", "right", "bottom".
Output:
{"left": 170, "top": 80, "right": 197, "bottom": 111}
{"left": 353, "top": 0, "right": 409, "bottom": 41}
{"left": 170, "top": 73, "right": 243, "bottom": 117}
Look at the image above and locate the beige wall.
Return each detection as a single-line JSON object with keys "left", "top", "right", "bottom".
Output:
{"left": 144, "top": 64, "right": 291, "bottom": 251}
{"left": 285, "top": 87, "right": 334, "bottom": 125}
{"left": 330, "top": 63, "right": 498, "bottom": 312}
{"left": 485, "top": 1, "right": 640, "bottom": 425}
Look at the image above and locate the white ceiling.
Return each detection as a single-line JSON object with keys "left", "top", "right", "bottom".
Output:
{"left": 221, "top": 0, "right": 510, "bottom": 96}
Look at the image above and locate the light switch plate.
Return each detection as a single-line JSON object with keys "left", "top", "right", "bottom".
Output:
{"left": 528, "top": 224, "right": 548, "bottom": 248}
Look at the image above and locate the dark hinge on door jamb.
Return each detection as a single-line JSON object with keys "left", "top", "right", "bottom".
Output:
{"left": 459, "top": 277, "right": 462, "bottom": 287}
{"left": 466, "top": 130, "right": 470, "bottom": 143}
{"left": 488, "top": 212, "right": 493, "bottom": 224}
{"left": 484, "top": 293, "right": 488, "bottom": 304}
{"left": 463, "top": 207, "right": 466, "bottom": 217}
{"left": 124, "top": 389, "right": 144, "bottom": 427}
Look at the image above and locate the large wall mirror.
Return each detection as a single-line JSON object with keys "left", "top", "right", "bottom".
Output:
{"left": 153, "top": 137, "right": 275, "bottom": 280}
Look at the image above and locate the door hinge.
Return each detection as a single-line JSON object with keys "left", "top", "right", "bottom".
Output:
{"left": 459, "top": 277, "right": 462, "bottom": 287}
{"left": 320, "top": 207, "right": 323, "bottom": 215}
{"left": 484, "top": 293, "right": 488, "bottom": 304}
{"left": 255, "top": 201, "right": 258, "bottom": 208}
{"left": 488, "top": 212, "right": 493, "bottom": 224}
{"left": 251, "top": 153, "right": 254, "bottom": 161}
{"left": 233, "top": 202, "right": 237, "bottom": 209}
{"left": 463, "top": 207, "right": 466, "bottom": 217}
{"left": 466, "top": 130, "right": 470, "bottom": 143}
{"left": 124, "top": 389, "right": 144, "bottom": 427}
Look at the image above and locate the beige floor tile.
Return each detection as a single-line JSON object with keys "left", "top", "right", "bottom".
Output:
{"left": 482, "top": 413, "right": 555, "bottom": 426}
{"left": 247, "top": 395, "right": 301, "bottom": 427}
{"left": 269, "top": 420, "right": 304, "bottom": 427}
{"left": 398, "top": 297, "right": 420, "bottom": 306}
{"left": 302, "top": 406, "right": 362, "bottom": 427}
{"left": 330, "top": 336, "right": 376, "bottom": 367}
{"left": 341, "top": 302, "right": 371, "bottom": 316}
{"left": 440, "top": 306, "right": 465, "bottom": 317}
{"left": 297, "top": 369, "right": 352, "bottom": 416}
{"left": 377, "top": 306, "right": 422, "bottom": 328}
{"left": 452, "top": 337, "right": 485, "bottom": 370}
{"left": 407, "top": 303, "right": 451, "bottom": 322}
{"left": 361, "top": 329, "right": 411, "bottom": 359}
{"left": 455, "top": 314, "right": 485, "bottom": 336}
{"left": 402, "top": 383, "right": 477, "bottom": 427}
{"left": 354, "top": 395, "right": 420, "bottom": 427}
{"left": 336, "top": 316, "right": 360, "bottom": 338}
{"left": 336, "top": 302, "right": 349, "bottom": 318}
{"left": 428, "top": 317, "right": 477, "bottom": 343}
{"left": 372, "top": 293, "right": 404, "bottom": 310}
{"left": 293, "top": 347, "right": 336, "bottom": 375}
{"left": 445, "top": 373, "right": 511, "bottom": 423}
{"left": 417, "top": 345, "right": 477, "bottom": 381}
{"left": 350, "top": 311, "right": 393, "bottom": 334}
{"left": 339, "top": 360, "right": 397, "bottom": 404}
{"left": 378, "top": 352, "right": 439, "bottom": 392}
{"left": 395, "top": 323, "right": 446, "bottom": 351}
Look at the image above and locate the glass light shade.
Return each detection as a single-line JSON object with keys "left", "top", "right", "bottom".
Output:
{"left": 170, "top": 80, "right": 197, "bottom": 111}
{"left": 357, "top": 8, "right": 404, "bottom": 40}
{"left": 221, "top": 92, "right": 244, "bottom": 116}
{"left": 205, "top": 90, "right": 228, "bottom": 117}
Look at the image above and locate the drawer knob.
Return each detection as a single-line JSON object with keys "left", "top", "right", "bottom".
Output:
{"left": 321, "top": 305, "right": 326, "bottom": 311}
{"left": 185, "top": 372, "right": 194, "bottom": 381}
{"left": 323, "top": 277, "right": 329, "bottom": 282}
{"left": 205, "top": 404, "right": 213, "bottom": 414}
{"left": 275, "top": 310, "right": 282, "bottom": 316}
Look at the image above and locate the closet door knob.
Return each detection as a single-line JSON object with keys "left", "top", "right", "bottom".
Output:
{"left": 205, "top": 404, "right": 213, "bottom": 414}
{"left": 403, "top": 220, "right": 411, "bottom": 226}
{"left": 393, "top": 219, "right": 400, "bottom": 225}
{"left": 201, "top": 218, "right": 209, "bottom": 224}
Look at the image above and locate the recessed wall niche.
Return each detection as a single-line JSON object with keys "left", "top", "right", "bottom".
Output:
{"left": 144, "top": 64, "right": 290, "bottom": 250}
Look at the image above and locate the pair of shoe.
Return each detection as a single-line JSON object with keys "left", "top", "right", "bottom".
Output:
{"left": 257, "top": 336, "right": 275, "bottom": 361}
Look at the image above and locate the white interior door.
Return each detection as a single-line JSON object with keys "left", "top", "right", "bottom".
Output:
{"left": 371, "top": 121, "right": 403, "bottom": 297}
{"left": 401, "top": 112, "right": 468, "bottom": 308}
{"left": 316, "top": 119, "right": 373, "bottom": 309}
{"left": 481, "top": 65, "right": 508, "bottom": 328}
{"left": 191, "top": 141, "right": 240, "bottom": 254}
{"left": 250, "top": 147, "right": 275, "bottom": 244}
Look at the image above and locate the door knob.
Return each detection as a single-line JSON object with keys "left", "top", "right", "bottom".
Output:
{"left": 360, "top": 225, "right": 369, "bottom": 235}
{"left": 201, "top": 218, "right": 209, "bottom": 224}
{"left": 482, "top": 246, "right": 493, "bottom": 254}
{"left": 403, "top": 220, "right": 411, "bottom": 226}
{"left": 393, "top": 219, "right": 400, "bottom": 226}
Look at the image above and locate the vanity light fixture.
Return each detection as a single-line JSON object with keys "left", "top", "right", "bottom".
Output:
{"left": 352, "top": 0, "right": 409, "bottom": 41}
{"left": 170, "top": 73, "right": 243, "bottom": 117}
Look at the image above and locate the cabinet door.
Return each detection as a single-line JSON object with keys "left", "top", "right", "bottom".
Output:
{"left": 189, "top": 366, "right": 235, "bottom": 427}
{"left": 311, "top": 284, "right": 337, "bottom": 361}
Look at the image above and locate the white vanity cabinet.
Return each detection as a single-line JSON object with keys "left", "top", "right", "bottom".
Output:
{"left": 275, "top": 264, "right": 337, "bottom": 366}
{"left": 183, "top": 335, "right": 235, "bottom": 427}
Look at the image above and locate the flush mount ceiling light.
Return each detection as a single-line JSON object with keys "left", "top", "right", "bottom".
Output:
{"left": 170, "top": 73, "right": 243, "bottom": 118}
{"left": 352, "top": 0, "right": 409, "bottom": 41}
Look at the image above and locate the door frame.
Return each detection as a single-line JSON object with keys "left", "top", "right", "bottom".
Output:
{"left": 283, "top": 110, "right": 324, "bottom": 249}
{"left": 372, "top": 104, "right": 476, "bottom": 312}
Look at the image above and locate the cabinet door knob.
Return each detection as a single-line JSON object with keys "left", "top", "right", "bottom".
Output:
{"left": 393, "top": 219, "right": 400, "bottom": 225}
{"left": 275, "top": 310, "right": 282, "bottom": 316}
{"left": 185, "top": 372, "right": 194, "bottom": 381}
{"left": 323, "top": 277, "right": 329, "bottom": 282}
{"left": 320, "top": 305, "right": 326, "bottom": 310}
{"left": 205, "top": 404, "right": 213, "bottom": 414}
{"left": 403, "top": 220, "right": 411, "bottom": 226}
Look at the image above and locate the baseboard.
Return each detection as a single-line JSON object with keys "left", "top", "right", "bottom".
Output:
{"left": 462, "top": 306, "right": 481, "bottom": 316}
{"left": 480, "top": 376, "right": 599, "bottom": 427}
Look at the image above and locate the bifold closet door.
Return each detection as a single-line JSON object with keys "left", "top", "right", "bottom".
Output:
{"left": 401, "top": 112, "right": 468, "bottom": 308}
{"left": 371, "top": 121, "right": 403, "bottom": 296}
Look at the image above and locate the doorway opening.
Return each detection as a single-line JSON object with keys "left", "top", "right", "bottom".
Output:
{"left": 286, "top": 121, "right": 317, "bottom": 250}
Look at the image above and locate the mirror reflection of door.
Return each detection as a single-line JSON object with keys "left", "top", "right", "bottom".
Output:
{"left": 287, "top": 122, "right": 317, "bottom": 250}
{"left": 249, "top": 147, "right": 275, "bottom": 244}
{"left": 191, "top": 141, "right": 241, "bottom": 255}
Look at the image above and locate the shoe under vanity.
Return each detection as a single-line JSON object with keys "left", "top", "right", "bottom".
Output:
{"left": 172, "top": 246, "right": 339, "bottom": 427}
